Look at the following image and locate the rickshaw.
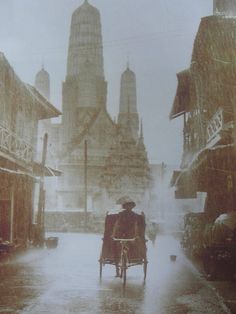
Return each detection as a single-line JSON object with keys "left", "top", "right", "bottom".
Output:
{"left": 99, "top": 212, "right": 148, "bottom": 287}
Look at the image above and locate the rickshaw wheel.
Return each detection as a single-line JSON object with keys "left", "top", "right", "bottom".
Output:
{"left": 143, "top": 259, "right": 148, "bottom": 280}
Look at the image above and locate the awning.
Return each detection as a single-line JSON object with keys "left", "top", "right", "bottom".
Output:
{"left": 176, "top": 170, "right": 197, "bottom": 199}
{"left": 173, "top": 144, "right": 236, "bottom": 197}
{"left": 190, "top": 144, "right": 236, "bottom": 173}
{"left": 33, "top": 162, "right": 62, "bottom": 177}
{"left": 169, "top": 69, "right": 193, "bottom": 120}
{"left": 0, "top": 164, "right": 62, "bottom": 178}
{"left": 170, "top": 168, "right": 198, "bottom": 199}
{"left": 170, "top": 170, "right": 181, "bottom": 187}
{"left": 175, "top": 186, "right": 197, "bottom": 199}
{"left": 0, "top": 166, "right": 36, "bottom": 178}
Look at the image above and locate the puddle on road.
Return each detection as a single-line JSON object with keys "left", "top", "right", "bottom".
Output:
{"left": 0, "top": 234, "right": 231, "bottom": 314}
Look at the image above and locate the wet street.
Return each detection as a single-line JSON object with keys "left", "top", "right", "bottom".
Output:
{"left": 0, "top": 233, "right": 233, "bottom": 314}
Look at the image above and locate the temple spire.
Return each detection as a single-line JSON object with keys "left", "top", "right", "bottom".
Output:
{"left": 41, "top": 57, "right": 45, "bottom": 70}
{"left": 66, "top": 0, "right": 104, "bottom": 78}
{"left": 118, "top": 64, "right": 139, "bottom": 140}
{"left": 140, "top": 119, "right": 143, "bottom": 139}
{"left": 127, "top": 56, "right": 130, "bottom": 70}
{"left": 137, "top": 119, "right": 146, "bottom": 155}
{"left": 125, "top": 102, "right": 134, "bottom": 139}
{"left": 35, "top": 65, "right": 50, "bottom": 100}
{"left": 64, "top": 1, "right": 107, "bottom": 109}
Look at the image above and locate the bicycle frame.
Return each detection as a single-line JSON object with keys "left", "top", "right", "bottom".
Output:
{"left": 112, "top": 238, "right": 136, "bottom": 287}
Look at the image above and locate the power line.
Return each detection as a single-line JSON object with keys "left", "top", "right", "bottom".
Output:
{"left": 14, "top": 29, "right": 194, "bottom": 58}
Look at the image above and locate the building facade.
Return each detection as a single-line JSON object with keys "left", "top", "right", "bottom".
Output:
{"left": 170, "top": 8, "right": 236, "bottom": 220}
{"left": 0, "top": 52, "right": 60, "bottom": 247}
{"left": 214, "top": 0, "right": 236, "bottom": 15}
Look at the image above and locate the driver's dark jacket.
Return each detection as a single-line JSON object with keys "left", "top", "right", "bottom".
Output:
{"left": 112, "top": 209, "right": 139, "bottom": 239}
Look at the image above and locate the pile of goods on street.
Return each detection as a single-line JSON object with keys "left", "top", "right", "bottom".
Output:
{"left": 181, "top": 211, "right": 236, "bottom": 280}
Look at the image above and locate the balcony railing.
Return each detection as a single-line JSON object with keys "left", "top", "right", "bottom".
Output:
{"left": 0, "top": 123, "right": 33, "bottom": 164}
{"left": 181, "top": 107, "right": 234, "bottom": 169}
{"left": 207, "top": 107, "right": 234, "bottom": 144}
{"left": 207, "top": 108, "right": 223, "bottom": 143}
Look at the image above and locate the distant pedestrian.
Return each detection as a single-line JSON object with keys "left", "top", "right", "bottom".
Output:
{"left": 148, "top": 222, "right": 158, "bottom": 245}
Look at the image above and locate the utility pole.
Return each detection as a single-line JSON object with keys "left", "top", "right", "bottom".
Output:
{"left": 36, "top": 133, "right": 48, "bottom": 246}
{"left": 161, "top": 162, "right": 166, "bottom": 182}
{"left": 84, "top": 139, "right": 88, "bottom": 231}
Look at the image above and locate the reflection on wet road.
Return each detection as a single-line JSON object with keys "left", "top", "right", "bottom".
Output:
{"left": 0, "top": 233, "right": 230, "bottom": 313}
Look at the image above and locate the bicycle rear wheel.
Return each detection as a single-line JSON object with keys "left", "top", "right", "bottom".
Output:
{"left": 122, "top": 253, "right": 127, "bottom": 287}
{"left": 99, "top": 259, "right": 103, "bottom": 278}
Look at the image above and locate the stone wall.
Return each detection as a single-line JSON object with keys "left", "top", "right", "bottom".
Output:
{"left": 45, "top": 211, "right": 105, "bottom": 234}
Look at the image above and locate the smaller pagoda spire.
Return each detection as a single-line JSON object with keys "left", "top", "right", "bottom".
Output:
{"left": 127, "top": 56, "right": 130, "bottom": 70}
{"left": 140, "top": 119, "right": 143, "bottom": 139}
{"left": 137, "top": 119, "right": 146, "bottom": 153}
{"left": 41, "top": 56, "right": 45, "bottom": 70}
{"left": 35, "top": 64, "right": 50, "bottom": 100}
{"left": 125, "top": 102, "right": 134, "bottom": 139}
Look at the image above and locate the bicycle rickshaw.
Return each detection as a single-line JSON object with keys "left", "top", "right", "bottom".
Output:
{"left": 99, "top": 212, "right": 148, "bottom": 287}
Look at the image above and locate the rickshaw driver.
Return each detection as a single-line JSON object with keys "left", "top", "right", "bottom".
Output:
{"left": 111, "top": 196, "right": 140, "bottom": 276}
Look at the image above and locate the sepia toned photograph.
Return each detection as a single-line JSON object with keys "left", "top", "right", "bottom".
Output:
{"left": 0, "top": 0, "right": 235, "bottom": 313}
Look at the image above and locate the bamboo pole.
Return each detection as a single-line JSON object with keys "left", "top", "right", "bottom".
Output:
{"left": 10, "top": 185, "right": 14, "bottom": 243}
{"left": 84, "top": 140, "right": 88, "bottom": 230}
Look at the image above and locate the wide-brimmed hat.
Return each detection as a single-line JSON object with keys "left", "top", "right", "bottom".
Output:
{"left": 116, "top": 196, "right": 136, "bottom": 206}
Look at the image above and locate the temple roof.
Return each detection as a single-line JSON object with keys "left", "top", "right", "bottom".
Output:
{"left": 66, "top": 107, "right": 116, "bottom": 152}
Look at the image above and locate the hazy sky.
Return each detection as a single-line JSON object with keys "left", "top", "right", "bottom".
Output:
{"left": 0, "top": 0, "right": 213, "bottom": 165}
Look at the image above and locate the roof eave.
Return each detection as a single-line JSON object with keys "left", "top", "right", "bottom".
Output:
{"left": 27, "top": 85, "right": 62, "bottom": 119}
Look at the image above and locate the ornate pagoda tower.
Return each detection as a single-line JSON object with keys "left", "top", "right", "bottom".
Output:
{"left": 118, "top": 64, "right": 139, "bottom": 141}
{"left": 101, "top": 118, "right": 150, "bottom": 208}
{"left": 58, "top": 0, "right": 115, "bottom": 211}
{"left": 101, "top": 66, "right": 150, "bottom": 208}
{"left": 62, "top": 0, "right": 107, "bottom": 145}
{"left": 35, "top": 65, "right": 50, "bottom": 100}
